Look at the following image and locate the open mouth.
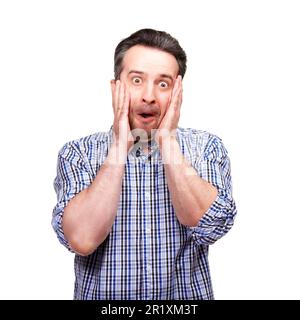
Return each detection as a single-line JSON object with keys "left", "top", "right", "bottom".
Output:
{"left": 140, "top": 113, "right": 154, "bottom": 118}
{"left": 137, "top": 112, "right": 156, "bottom": 124}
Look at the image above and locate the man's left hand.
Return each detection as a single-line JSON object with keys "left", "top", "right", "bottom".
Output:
{"left": 155, "top": 75, "right": 182, "bottom": 145}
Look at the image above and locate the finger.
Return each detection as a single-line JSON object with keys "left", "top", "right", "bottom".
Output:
{"left": 119, "top": 84, "right": 130, "bottom": 138}
{"left": 178, "top": 75, "right": 182, "bottom": 89}
{"left": 123, "top": 85, "right": 130, "bottom": 117}
{"left": 165, "top": 77, "right": 178, "bottom": 112}
{"left": 114, "top": 80, "right": 121, "bottom": 115}
{"left": 111, "top": 80, "right": 117, "bottom": 114}
{"left": 175, "top": 75, "right": 182, "bottom": 97}
{"left": 171, "top": 76, "right": 180, "bottom": 101}
{"left": 177, "top": 87, "right": 183, "bottom": 111}
{"left": 177, "top": 76, "right": 183, "bottom": 110}
{"left": 170, "top": 76, "right": 182, "bottom": 110}
{"left": 119, "top": 82, "right": 127, "bottom": 117}
{"left": 117, "top": 81, "right": 125, "bottom": 116}
{"left": 174, "top": 88, "right": 183, "bottom": 112}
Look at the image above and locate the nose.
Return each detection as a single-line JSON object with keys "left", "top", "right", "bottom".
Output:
{"left": 142, "top": 83, "right": 156, "bottom": 105}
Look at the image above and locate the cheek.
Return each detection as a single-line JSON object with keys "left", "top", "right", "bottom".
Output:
{"left": 157, "top": 92, "right": 171, "bottom": 113}
{"left": 128, "top": 89, "right": 140, "bottom": 117}
{"left": 119, "top": 76, "right": 139, "bottom": 100}
{"left": 129, "top": 88, "right": 139, "bottom": 100}
{"left": 129, "top": 96, "right": 139, "bottom": 116}
{"left": 127, "top": 86, "right": 140, "bottom": 105}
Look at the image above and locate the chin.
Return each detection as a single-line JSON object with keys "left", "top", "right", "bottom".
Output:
{"left": 131, "top": 123, "right": 157, "bottom": 142}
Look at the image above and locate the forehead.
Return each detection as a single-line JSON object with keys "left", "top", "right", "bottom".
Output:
{"left": 122, "top": 45, "right": 179, "bottom": 78}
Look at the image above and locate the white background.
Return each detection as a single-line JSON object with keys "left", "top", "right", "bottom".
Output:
{"left": 0, "top": 0, "right": 299, "bottom": 299}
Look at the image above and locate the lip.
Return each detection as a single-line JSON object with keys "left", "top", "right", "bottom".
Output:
{"left": 136, "top": 113, "right": 156, "bottom": 124}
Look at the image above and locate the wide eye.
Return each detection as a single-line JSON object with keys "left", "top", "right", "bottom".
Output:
{"left": 132, "top": 77, "right": 142, "bottom": 85}
{"left": 159, "top": 81, "right": 169, "bottom": 88}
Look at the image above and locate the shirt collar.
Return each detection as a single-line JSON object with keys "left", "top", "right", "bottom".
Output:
{"left": 108, "top": 126, "right": 181, "bottom": 160}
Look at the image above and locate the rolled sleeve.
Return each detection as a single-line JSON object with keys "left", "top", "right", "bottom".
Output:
{"left": 187, "top": 134, "right": 237, "bottom": 245}
{"left": 52, "top": 142, "right": 93, "bottom": 252}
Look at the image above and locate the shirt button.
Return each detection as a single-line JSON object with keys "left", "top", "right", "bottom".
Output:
{"left": 145, "top": 192, "right": 150, "bottom": 199}
{"left": 145, "top": 227, "right": 151, "bottom": 234}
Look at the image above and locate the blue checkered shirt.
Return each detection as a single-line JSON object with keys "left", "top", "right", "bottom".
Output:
{"left": 52, "top": 127, "right": 236, "bottom": 300}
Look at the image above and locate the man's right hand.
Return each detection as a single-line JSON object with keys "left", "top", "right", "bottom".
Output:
{"left": 111, "top": 80, "right": 134, "bottom": 154}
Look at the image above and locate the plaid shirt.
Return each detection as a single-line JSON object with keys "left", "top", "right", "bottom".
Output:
{"left": 52, "top": 127, "right": 236, "bottom": 300}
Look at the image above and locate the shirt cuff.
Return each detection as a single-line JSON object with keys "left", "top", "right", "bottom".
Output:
{"left": 52, "top": 201, "right": 75, "bottom": 253}
{"left": 186, "top": 191, "right": 236, "bottom": 245}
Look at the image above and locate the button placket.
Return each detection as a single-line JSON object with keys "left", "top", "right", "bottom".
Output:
{"left": 143, "top": 159, "right": 153, "bottom": 298}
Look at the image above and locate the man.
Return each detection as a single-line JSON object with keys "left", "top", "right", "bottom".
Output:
{"left": 52, "top": 28, "right": 237, "bottom": 300}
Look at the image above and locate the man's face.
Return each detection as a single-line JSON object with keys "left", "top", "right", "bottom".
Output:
{"left": 119, "top": 45, "right": 179, "bottom": 138}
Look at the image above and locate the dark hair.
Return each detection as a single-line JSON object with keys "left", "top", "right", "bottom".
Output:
{"left": 114, "top": 28, "right": 187, "bottom": 80}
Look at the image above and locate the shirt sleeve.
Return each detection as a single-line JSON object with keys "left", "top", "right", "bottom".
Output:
{"left": 52, "top": 142, "right": 93, "bottom": 252}
{"left": 187, "top": 134, "right": 237, "bottom": 246}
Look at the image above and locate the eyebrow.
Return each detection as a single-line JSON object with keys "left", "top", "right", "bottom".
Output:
{"left": 128, "top": 70, "right": 174, "bottom": 82}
